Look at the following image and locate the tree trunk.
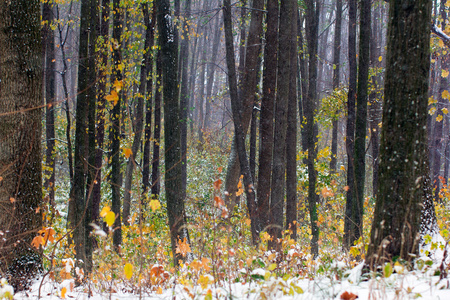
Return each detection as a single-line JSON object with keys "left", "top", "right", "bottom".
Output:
{"left": 257, "top": 0, "right": 278, "bottom": 232}
{"left": 156, "top": 0, "right": 190, "bottom": 265}
{"left": 69, "top": 0, "right": 97, "bottom": 271}
{"left": 343, "top": 0, "right": 358, "bottom": 250}
{"left": 304, "top": 0, "right": 320, "bottom": 257}
{"left": 330, "top": 0, "right": 342, "bottom": 172}
{"left": 43, "top": 1, "right": 56, "bottom": 208}
{"left": 110, "top": 0, "right": 123, "bottom": 251}
{"left": 286, "top": 2, "right": 298, "bottom": 241}
{"left": 224, "top": 0, "right": 264, "bottom": 209}
{"left": 268, "top": 0, "right": 293, "bottom": 250}
{"left": 352, "top": 0, "right": 371, "bottom": 246}
{"left": 365, "top": 0, "right": 432, "bottom": 269}
{"left": 151, "top": 51, "right": 162, "bottom": 199}
{"left": 0, "top": 0, "right": 43, "bottom": 290}
{"left": 223, "top": 0, "right": 260, "bottom": 245}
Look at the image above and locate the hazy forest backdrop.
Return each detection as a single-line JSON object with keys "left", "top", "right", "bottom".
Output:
{"left": 0, "top": 0, "right": 449, "bottom": 298}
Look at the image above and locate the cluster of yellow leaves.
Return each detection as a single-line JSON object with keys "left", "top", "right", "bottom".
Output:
{"left": 100, "top": 206, "right": 115, "bottom": 227}
{"left": 105, "top": 79, "right": 123, "bottom": 106}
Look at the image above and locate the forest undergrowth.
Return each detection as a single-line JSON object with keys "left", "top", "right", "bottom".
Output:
{"left": 6, "top": 132, "right": 450, "bottom": 300}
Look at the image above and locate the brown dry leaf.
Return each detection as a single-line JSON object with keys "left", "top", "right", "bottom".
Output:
{"left": 176, "top": 238, "right": 191, "bottom": 257}
{"left": 340, "top": 291, "right": 358, "bottom": 300}
{"left": 214, "top": 196, "right": 224, "bottom": 207}
{"left": 213, "top": 179, "right": 223, "bottom": 190}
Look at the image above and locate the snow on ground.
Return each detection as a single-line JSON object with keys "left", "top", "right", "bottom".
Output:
{"left": 13, "top": 261, "right": 450, "bottom": 300}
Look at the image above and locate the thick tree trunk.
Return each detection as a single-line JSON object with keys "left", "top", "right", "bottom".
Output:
{"left": 0, "top": 0, "right": 43, "bottom": 290}
{"left": 352, "top": 0, "right": 371, "bottom": 246}
{"left": 365, "top": 0, "right": 432, "bottom": 269}
{"left": 268, "top": 0, "right": 293, "bottom": 250}
{"left": 257, "top": 0, "right": 278, "bottom": 232}
{"left": 156, "top": 0, "right": 190, "bottom": 264}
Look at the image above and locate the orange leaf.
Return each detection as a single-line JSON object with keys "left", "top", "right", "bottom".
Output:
{"left": 176, "top": 238, "right": 191, "bottom": 257}
{"left": 105, "top": 90, "right": 119, "bottom": 106}
{"left": 123, "top": 148, "right": 132, "bottom": 159}
{"left": 214, "top": 196, "right": 224, "bottom": 207}
{"left": 340, "top": 291, "right": 358, "bottom": 300}
{"left": 31, "top": 235, "right": 44, "bottom": 249}
{"left": 213, "top": 179, "right": 223, "bottom": 190}
{"left": 344, "top": 186, "right": 350, "bottom": 192}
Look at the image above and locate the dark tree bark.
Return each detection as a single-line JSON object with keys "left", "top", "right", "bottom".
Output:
{"left": 352, "top": 0, "right": 371, "bottom": 247}
{"left": 92, "top": 0, "right": 110, "bottom": 227}
{"left": 257, "top": 0, "right": 278, "bottom": 232}
{"left": 43, "top": 1, "right": 56, "bottom": 208}
{"left": 68, "top": 0, "right": 97, "bottom": 270}
{"left": 343, "top": 0, "right": 358, "bottom": 250}
{"left": 268, "top": 0, "right": 294, "bottom": 250}
{"left": 151, "top": 51, "right": 162, "bottom": 199}
{"left": 110, "top": 0, "right": 123, "bottom": 251}
{"left": 223, "top": 0, "right": 260, "bottom": 244}
{"left": 224, "top": 0, "right": 264, "bottom": 210}
{"left": 156, "top": 0, "right": 190, "bottom": 264}
{"left": 0, "top": 0, "right": 43, "bottom": 290}
{"left": 304, "top": 0, "right": 320, "bottom": 257}
{"left": 286, "top": 2, "right": 298, "bottom": 241}
{"left": 330, "top": 0, "right": 342, "bottom": 172}
{"left": 178, "top": 0, "right": 191, "bottom": 204}
{"left": 369, "top": 3, "right": 382, "bottom": 197}
{"left": 365, "top": 0, "right": 432, "bottom": 269}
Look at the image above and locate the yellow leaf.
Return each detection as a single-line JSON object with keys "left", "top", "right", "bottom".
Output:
{"left": 198, "top": 275, "right": 210, "bottom": 289}
{"left": 156, "top": 286, "right": 163, "bottom": 294}
{"left": 105, "top": 90, "right": 119, "bottom": 106}
{"left": 340, "top": 165, "right": 346, "bottom": 171}
{"left": 429, "top": 107, "right": 436, "bottom": 115}
{"left": 437, "top": 114, "right": 443, "bottom": 122}
{"left": 100, "top": 206, "right": 111, "bottom": 217}
{"left": 439, "top": 39, "right": 445, "bottom": 48}
{"left": 124, "top": 263, "right": 133, "bottom": 280}
{"left": 113, "top": 79, "right": 123, "bottom": 92}
{"left": 442, "top": 90, "right": 450, "bottom": 100}
{"left": 268, "top": 263, "right": 277, "bottom": 271}
{"left": 123, "top": 148, "right": 132, "bottom": 159}
{"left": 149, "top": 199, "right": 161, "bottom": 211}
{"left": 443, "top": 108, "right": 449, "bottom": 114}
{"left": 442, "top": 69, "right": 449, "bottom": 78}
{"left": 61, "top": 287, "right": 67, "bottom": 299}
{"left": 378, "top": 56, "right": 382, "bottom": 62}
{"left": 236, "top": 175, "right": 244, "bottom": 196}
{"left": 104, "top": 211, "right": 116, "bottom": 227}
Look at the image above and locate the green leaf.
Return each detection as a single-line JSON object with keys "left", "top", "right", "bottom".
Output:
{"left": 384, "top": 263, "right": 393, "bottom": 278}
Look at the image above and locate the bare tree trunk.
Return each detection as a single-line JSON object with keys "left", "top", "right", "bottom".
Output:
{"left": 257, "top": 0, "right": 278, "bottom": 232}
{"left": 0, "top": 0, "right": 43, "bottom": 290}
{"left": 223, "top": 0, "right": 260, "bottom": 244}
